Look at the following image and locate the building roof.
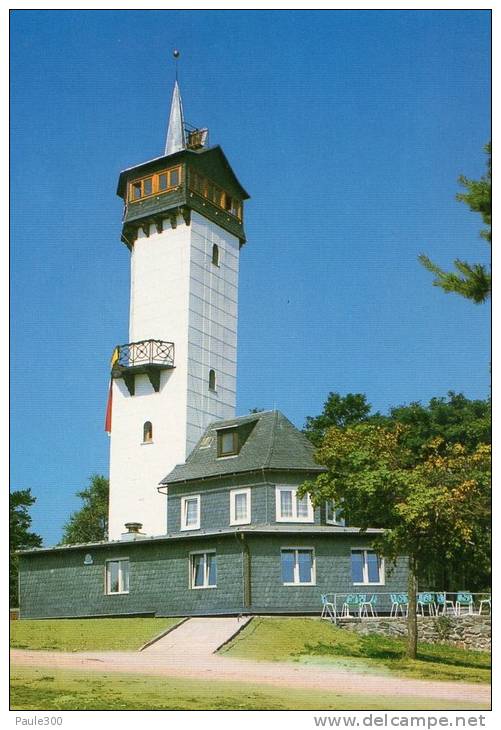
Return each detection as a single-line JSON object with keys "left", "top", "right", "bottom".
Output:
{"left": 18, "top": 524, "right": 382, "bottom": 556}
{"left": 165, "top": 80, "right": 186, "bottom": 155}
{"left": 160, "top": 410, "right": 327, "bottom": 486}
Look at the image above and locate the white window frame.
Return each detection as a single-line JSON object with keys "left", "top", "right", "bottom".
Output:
{"left": 280, "top": 547, "right": 316, "bottom": 586}
{"left": 351, "top": 548, "right": 385, "bottom": 586}
{"left": 325, "top": 499, "right": 346, "bottom": 526}
{"left": 189, "top": 550, "right": 217, "bottom": 589}
{"left": 275, "top": 485, "right": 314, "bottom": 523}
{"left": 105, "top": 558, "right": 130, "bottom": 595}
{"left": 230, "top": 487, "right": 251, "bottom": 525}
{"left": 180, "top": 494, "right": 201, "bottom": 531}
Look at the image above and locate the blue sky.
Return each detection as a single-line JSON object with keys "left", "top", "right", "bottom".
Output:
{"left": 10, "top": 10, "right": 491, "bottom": 545}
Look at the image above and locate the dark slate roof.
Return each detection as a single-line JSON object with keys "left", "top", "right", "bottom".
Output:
{"left": 160, "top": 410, "right": 327, "bottom": 486}
{"left": 18, "top": 524, "right": 382, "bottom": 556}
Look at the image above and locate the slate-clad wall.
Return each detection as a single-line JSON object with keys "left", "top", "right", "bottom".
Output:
{"left": 19, "top": 536, "right": 244, "bottom": 619}
{"left": 167, "top": 470, "right": 322, "bottom": 535}
{"left": 19, "top": 533, "right": 409, "bottom": 619}
{"left": 247, "top": 534, "right": 409, "bottom": 614}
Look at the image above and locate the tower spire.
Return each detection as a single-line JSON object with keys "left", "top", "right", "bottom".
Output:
{"left": 164, "top": 54, "right": 186, "bottom": 156}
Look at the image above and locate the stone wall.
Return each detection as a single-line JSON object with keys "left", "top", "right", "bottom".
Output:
{"left": 338, "top": 615, "right": 491, "bottom": 652}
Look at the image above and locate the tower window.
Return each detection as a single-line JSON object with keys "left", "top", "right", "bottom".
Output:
{"left": 158, "top": 173, "right": 168, "bottom": 190}
{"left": 211, "top": 244, "right": 219, "bottom": 267}
{"left": 208, "top": 369, "right": 216, "bottom": 391}
{"left": 143, "top": 177, "right": 153, "bottom": 196}
{"left": 143, "top": 421, "right": 153, "bottom": 443}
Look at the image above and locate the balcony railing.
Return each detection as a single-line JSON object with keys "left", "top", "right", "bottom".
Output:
{"left": 111, "top": 339, "right": 175, "bottom": 395}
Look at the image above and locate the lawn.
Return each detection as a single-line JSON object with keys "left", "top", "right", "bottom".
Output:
{"left": 10, "top": 617, "right": 182, "bottom": 652}
{"left": 221, "top": 617, "right": 491, "bottom": 684}
{"left": 10, "top": 667, "right": 488, "bottom": 711}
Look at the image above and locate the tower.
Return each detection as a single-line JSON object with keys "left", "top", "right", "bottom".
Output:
{"left": 107, "top": 76, "right": 249, "bottom": 540}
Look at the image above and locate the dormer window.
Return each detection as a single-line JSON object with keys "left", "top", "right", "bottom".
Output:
{"left": 217, "top": 428, "right": 239, "bottom": 457}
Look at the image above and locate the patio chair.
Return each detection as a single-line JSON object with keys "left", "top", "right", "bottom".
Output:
{"left": 320, "top": 594, "right": 336, "bottom": 621}
{"left": 455, "top": 592, "right": 474, "bottom": 616}
{"left": 390, "top": 593, "right": 408, "bottom": 617}
{"left": 359, "top": 594, "right": 378, "bottom": 617}
{"left": 417, "top": 591, "right": 437, "bottom": 616}
{"left": 341, "top": 594, "right": 365, "bottom": 617}
{"left": 435, "top": 592, "right": 456, "bottom": 616}
{"left": 478, "top": 595, "right": 491, "bottom": 615}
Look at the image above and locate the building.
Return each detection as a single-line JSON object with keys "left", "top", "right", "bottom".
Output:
{"left": 18, "top": 77, "right": 408, "bottom": 619}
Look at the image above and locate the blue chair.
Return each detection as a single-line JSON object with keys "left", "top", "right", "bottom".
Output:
{"left": 390, "top": 593, "right": 408, "bottom": 617}
{"left": 359, "top": 594, "right": 378, "bottom": 617}
{"left": 320, "top": 593, "right": 336, "bottom": 620}
{"left": 341, "top": 594, "right": 365, "bottom": 617}
{"left": 456, "top": 592, "right": 474, "bottom": 616}
{"left": 435, "top": 592, "right": 455, "bottom": 615}
{"left": 417, "top": 591, "right": 437, "bottom": 616}
{"left": 478, "top": 595, "right": 491, "bottom": 615}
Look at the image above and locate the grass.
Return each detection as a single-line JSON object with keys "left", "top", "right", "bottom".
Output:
{"left": 10, "top": 618, "right": 182, "bottom": 652}
{"left": 10, "top": 667, "right": 488, "bottom": 711}
{"left": 221, "top": 617, "right": 491, "bottom": 684}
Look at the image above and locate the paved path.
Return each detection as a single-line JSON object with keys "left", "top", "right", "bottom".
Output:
{"left": 143, "top": 616, "right": 251, "bottom": 658}
{"left": 11, "top": 617, "right": 490, "bottom": 708}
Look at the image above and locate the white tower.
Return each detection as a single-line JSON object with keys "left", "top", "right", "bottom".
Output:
{"left": 107, "top": 78, "right": 249, "bottom": 540}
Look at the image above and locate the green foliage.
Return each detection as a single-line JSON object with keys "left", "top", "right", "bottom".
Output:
{"left": 60, "top": 474, "right": 109, "bottom": 544}
{"left": 419, "top": 142, "right": 491, "bottom": 303}
{"left": 303, "top": 392, "right": 375, "bottom": 446}
{"left": 302, "top": 424, "right": 490, "bottom": 578}
{"left": 10, "top": 489, "right": 42, "bottom": 606}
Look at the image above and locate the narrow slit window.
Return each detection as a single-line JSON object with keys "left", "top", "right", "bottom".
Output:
{"left": 208, "top": 369, "right": 216, "bottom": 391}
{"left": 143, "top": 421, "right": 153, "bottom": 443}
{"left": 212, "top": 244, "right": 219, "bottom": 267}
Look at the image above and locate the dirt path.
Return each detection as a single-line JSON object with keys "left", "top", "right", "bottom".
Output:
{"left": 10, "top": 646, "right": 489, "bottom": 706}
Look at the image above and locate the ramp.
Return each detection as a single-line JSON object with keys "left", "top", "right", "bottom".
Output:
{"left": 141, "top": 616, "right": 251, "bottom": 659}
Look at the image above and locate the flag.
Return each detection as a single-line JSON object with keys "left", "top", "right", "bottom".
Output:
{"left": 110, "top": 346, "right": 120, "bottom": 368}
{"left": 105, "top": 380, "right": 113, "bottom": 434}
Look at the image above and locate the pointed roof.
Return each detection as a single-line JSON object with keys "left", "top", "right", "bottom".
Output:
{"left": 165, "top": 80, "right": 186, "bottom": 156}
{"left": 160, "top": 410, "right": 326, "bottom": 486}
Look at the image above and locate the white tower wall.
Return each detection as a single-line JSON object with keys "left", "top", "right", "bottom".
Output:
{"left": 108, "top": 211, "right": 239, "bottom": 540}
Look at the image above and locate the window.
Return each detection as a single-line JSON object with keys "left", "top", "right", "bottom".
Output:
{"left": 351, "top": 549, "right": 384, "bottom": 585}
{"left": 217, "top": 428, "right": 239, "bottom": 457}
{"left": 212, "top": 243, "right": 219, "bottom": 267}
{"left": 208, "top": 369, "right": 216, "bottom": 391}
{"left": 281, "top": 548, "right": 315, "bottom": 585}
{"left": 105, "top": 559, "right": 130, "bottom": 594}
{"left": 190, "top": 551, "right": 217, "bottom": 588}
{"left": 181, "top": 495, "right": 200, "bottom": 531}
{"left": 143, "top": 421, "right": 153, "bottom": 443}
{"left": 325, "top": 500, "right": 345, "bottom": 526}
{"left": 128, "top": 165, "right": 182, "bottom": 202}
{"left": 230, "top": 488, "right": 251, "bottom": 525}
{"left": 188, "top": 168, "right": 242, "bottom": 221}
{"left": 275, "top": 486, "right": 314, "bottom": 522}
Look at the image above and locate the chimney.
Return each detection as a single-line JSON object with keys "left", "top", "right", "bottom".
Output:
{"left": 120, "top": 522, "right": 147, "bottom": 541}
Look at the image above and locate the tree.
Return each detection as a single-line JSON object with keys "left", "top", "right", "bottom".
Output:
{"left": 301, "top": 423, "right": 490, "bottom": 659}
{"left": 10, "top": 489, "right": 42, "bottom": 606}
{"left": 61, "top": 474, "right": 109, "bottom": 544}
{"left": 419, "top": 143, "right": 491, "bottom": 304}
{"left": 303, "top": 392, "right": 375, "bottom": 446}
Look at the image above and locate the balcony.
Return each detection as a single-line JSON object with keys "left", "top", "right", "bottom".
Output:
{"left": 111, "top": 339, "right": 175, "bottom": 395}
